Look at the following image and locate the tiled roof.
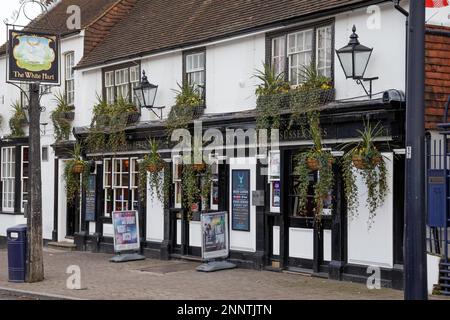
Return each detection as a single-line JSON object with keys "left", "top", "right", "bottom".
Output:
{"left": 0, "top": 0, "right": 119, "bottom": 55}
{"left": 425, "top": 25, "right": 450, "bottom": 129}
{"left": 76, "top": 0, "right": 379, "bottom": 69}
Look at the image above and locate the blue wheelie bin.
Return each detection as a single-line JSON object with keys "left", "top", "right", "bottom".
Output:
{"left": 7, "top": 225, "right": 27, "bottom": 283}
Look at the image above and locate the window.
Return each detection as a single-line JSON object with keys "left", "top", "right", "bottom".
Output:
{"left": 173, "top": 155, "right": 182, "bottom": 209}
{"left": 270, "top": 23, "right": 334, "bottom": 86}
{"left": 21, "top": 147, "right": 29, "bottom": 211}
{"left": 103, "top": 64, "right": 140, "bottom": 104}
{"left": 65, "top": 52, "right": 75, "bottom": 106}
{"left": 105, "top": 71, "right": 115, "bottom": 105}
{"left": 130, "top": 66, "right": 140, "bottom": 104}
{"left": 316, "top": 26, "right": 333, "bottom": 78}
{"left": 103, "top": 158, "right": 139, "bottom": 218}
{"left": 115, "top": 68, "right": 129, "bottom": 100}
{"left": 288, "top": 30, "right": 313, "bottom": 86}
{"left": 1, "top": 147, "right": 15, "bottom": 212}
{"left": 185, "top": 51, "right": 205, "bottom": 97}
{"left": 272, "top": 36, "right": 286, "bottom": 76}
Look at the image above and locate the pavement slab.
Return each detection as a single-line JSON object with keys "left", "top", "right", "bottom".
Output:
{"left": 0, "top": 249, "right": 404, "bottom": 300}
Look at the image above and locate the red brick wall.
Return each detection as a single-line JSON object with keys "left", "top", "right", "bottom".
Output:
{"left": 426, "top": 25, "right": 450, "bottom": 130}
{"left": 84, "top": 0, "right": 138, "bottom": 57}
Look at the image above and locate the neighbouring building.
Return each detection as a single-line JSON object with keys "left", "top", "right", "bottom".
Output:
{"left": 0, "top": 0, "right": 448, "bottom": 290}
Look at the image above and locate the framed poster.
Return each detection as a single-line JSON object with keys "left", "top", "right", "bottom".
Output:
{"left": 232, "top": 170, "right": 250, "bottom": 231}
{"left": 268, "top": 150, "right": 280, "bottom": 181}
{"left": 85, "top": 175, "right": 96, "bottom": 222}
{"left": 7, "top": 30, "right": 60, "bottom": 84}
{"left": 112, "top": 211, "right": 140, "bottom": 252}
{"left": 272, "top": 181, "right": 281, "bottom": 208}
{"left": 201, "top": 211, "right": 229, "bottom": 260}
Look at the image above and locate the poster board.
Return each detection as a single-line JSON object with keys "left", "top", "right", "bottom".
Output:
{"left": 85, "top": 175, "right": 96, "bottom": 222}
{"left": 112, "top": 211, "right": 140, "bottom": 252}
{"left": 7, "top": 29, "right": 60, "bottom": 84}
{"left": 201, "top": 211, "right": 229, "bottom": 260}
{"left": 231, "top": 170, "right": 250, "bottom": 231}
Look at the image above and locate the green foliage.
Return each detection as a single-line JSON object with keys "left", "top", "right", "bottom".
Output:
{"left": 166, "top": 83, "right": 204, "bottom": 140}
{"left": 138, "top": 139, "right": 167, "bottom": 202}
{"left": 341, "top": 121, "right": 389, "bottom": 229}
{"left": 181, "top": 164, "right": 201, "bottom": 219}
{"left": 63, "top": 143, "right": 90, "bottom": 206}
{"left": 293, "top": 114, "right": 334, "bottom": 221}
{"left": 254, "top": 63, "right": 290, "bottom": 97}
{"left": 86, "top": 96, "right": 139, "bottom": 153}
{"left": 51, "top": 91, "right": 74, "bottom": 141}
{"left": 9, "top": 101, "right": 27, "bottom": 138}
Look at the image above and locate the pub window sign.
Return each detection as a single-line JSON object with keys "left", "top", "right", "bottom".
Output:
{"left": 7, "top": 30, "right": 60, "bottom": 85}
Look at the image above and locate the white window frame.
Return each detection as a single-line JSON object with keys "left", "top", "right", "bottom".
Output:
{"left": 1, "top": 147, "right": 15, "bottom": 212}
{"left": 316, "top": 26, "right": 333, "bottom": 78}
{"left": 172, "top": 155, "right": 182, "bottom": 209}
{"left": 105, "top": 71, "right": 115, "bottom": 105}
{"left": 130, "top": 66, "right": 140, "bottom": 104}
{"left": 287, "top": 29, "right": 313, "bottom": 86}
{"left": 272, "top": 36, "right": 286, "bottom": 77}
{"left": 65, "top": 52, "right": 75, "bottom": 106}
{"left": 115, "top": 68, "right": 130, "bottom": 100}
{"left": 185, "top": 52, "right": 205, "bottom": 96}
{"left": 21, "top": 146, "right": 29, "bottom": 212}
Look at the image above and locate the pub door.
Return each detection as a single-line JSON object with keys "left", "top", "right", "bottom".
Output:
{"left": 282, "top": 148, "right": 332, "bottom": 274}
{"left": 66, "top": 202, "right": 79, "bottom": 238}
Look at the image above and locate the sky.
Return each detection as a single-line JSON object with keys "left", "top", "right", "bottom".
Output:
{"left": 0, "top": 1, "right": 448, "bottom": 45}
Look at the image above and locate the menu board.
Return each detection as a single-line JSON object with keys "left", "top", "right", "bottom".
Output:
{"left": 232, "top": 170, "right": 250, "bottom": 231}
{"left": 201, "top": 211, "right": 228, "bottom": 260}
{"left": 85, "top": 175, "right": 96, "bottom": 222}
{"left": 112, "top": 211, "right": 140, "bottom": 252}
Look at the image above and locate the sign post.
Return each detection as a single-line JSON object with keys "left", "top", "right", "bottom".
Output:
{"left": 6, "top": 28, "right": 60, "bottom": 283}
{"left": 110, "top": 211, "right": 145, "bottom": 263}
{"left": 196, "top": 211, "right": 236, "bottom": 272}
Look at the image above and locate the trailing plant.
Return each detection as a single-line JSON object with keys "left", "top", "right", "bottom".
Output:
{"left": 254, "top": 63, "right": 290, "bottom": 130}
{"left": 86, "top": 96, "right": 139, "bottom": 153}
{"left": 181, "top": 164, "right": 201, "bottom": 220}
{"left": 138, "top": 139, "right": 167, "bottom": 202}
{"left": 166, "top": 83, "right": 204, "bottom": 140}
{"left": 63, "top": 143, "right": 90, "bottom": 206}
{"left": 341, "top": 121, "right": 389, "bottom": 229}
{"left": 51, "top": 91, "right": 74, "bottom": 141}
{"left": 9, "top": 101, "right": 27, "bottom": 138}
{"left": 293, "top": 113, "right": 334, "bottom": 221}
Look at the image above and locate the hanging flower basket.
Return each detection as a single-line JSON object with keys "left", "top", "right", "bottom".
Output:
{"left": 146, "top": 162, "right": 164, "bottom": 173}
{"left": 352, "top": 154, "right": 366, "bottom": 170}
{"left": 306, "top": 158, "right": 321, "bottom": 171}
{"left": 193, "top": 162, "right": 206, "bottom": 172}
{"left": 72, "top": 162, "right": 85, "bottom": 174}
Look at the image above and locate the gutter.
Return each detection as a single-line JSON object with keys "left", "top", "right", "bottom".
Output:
{"left": 75, "top": 0, "right": 389, "bottom": 71}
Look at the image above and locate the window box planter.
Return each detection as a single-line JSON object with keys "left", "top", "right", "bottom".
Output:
{"left": 62, "top": 111, "right": 75, "bottom": 121}
{"left": 127, "top": 112, "right": 141, "bottom": 125}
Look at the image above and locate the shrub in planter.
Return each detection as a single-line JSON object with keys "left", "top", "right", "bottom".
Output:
{"left": 51, "top": 91, "right": 75, "bottom": 141}
{"left": 342, "top": 121, "right": 389, "bottom": 228}
{"left": 63, "top": 143, "right": 90, "bottom": 206}
{"left": 9, "top": 101, "right": 27, "bottom": 138}
{"left": 166, "top": 83, "right": 205, "bottom": 140}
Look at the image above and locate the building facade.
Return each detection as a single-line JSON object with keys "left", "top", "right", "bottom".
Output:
{"left": 0, "top": 0, "right": 447, "bottom": 290}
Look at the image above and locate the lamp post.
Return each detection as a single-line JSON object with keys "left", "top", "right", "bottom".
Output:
{"left": 336, "top": 25, "right": 378, "bottom": 98}
{"left": 133, "top": 71, "right": 163, "bottom": 119}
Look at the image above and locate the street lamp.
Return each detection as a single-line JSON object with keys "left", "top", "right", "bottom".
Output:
{"left": 336, "top": 25, "right": 378, "bottom": 98}
{"left": 133, "top": 71, "right": 164, "bottom": 119}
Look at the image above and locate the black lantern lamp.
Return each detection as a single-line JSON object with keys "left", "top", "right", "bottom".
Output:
{"left": 336, "top": 25, "right": 378, "bottom": 98}
{"left": 133, "top": 71, "right": 164, "bottom": 119}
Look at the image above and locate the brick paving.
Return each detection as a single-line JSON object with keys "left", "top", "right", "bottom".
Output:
{"left": 0, "top": 248, "right": 403, "bottom": 300}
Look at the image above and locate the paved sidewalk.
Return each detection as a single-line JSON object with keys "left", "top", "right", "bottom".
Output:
{"left": 0, "top": 249, "right": 403, "bottom": 300}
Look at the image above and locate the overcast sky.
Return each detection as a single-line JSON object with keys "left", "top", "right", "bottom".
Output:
{"left": 0, "top": 1, "right": 448, "bottom": 46}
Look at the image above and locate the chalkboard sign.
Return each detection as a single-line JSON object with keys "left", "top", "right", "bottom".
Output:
{"left": 85, "top": 175, "right": 96, "bottom": 222}
{"left": 232, "top": 170, "right": 250, "bottom": 231}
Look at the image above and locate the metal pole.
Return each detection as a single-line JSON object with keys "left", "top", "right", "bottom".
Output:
{"left": 404, "top": 0, "right": 427, "bottom": 300}
{"left": 26, "top": 82, "right": 44, "bottom": 282}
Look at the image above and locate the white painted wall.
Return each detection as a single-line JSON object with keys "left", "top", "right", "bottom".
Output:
{"left": 146, "top": 172, "right": 164, "bottom": 243}
{"left": 229, "top": 157, "right": 256, "bottom": 253}
{"left": 289, "top": 228, "right": 314, "bottom": 260}
{"left": 189, "top": 221, "right": 202, "bottom": 248}
{"left": 347, "top": 153, "right": 394, "bottom": 269}
{"left": 0, "top": 214, "right": 26, "bottom": 237}
{"left": 334, "top": 3, "right": 407, "bottom": 100}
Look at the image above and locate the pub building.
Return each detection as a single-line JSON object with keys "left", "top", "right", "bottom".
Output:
{"left": 2, "top": 0, "right": 445, "bottom": 290}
